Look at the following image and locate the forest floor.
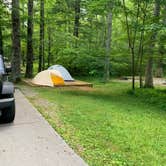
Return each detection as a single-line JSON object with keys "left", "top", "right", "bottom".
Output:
{"left": 18, "top": 80, "right": 166, "bottom": 166}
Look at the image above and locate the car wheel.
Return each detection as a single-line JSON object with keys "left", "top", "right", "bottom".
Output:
{"left": 0, "top": 101, "right": 15, "bottom": 123}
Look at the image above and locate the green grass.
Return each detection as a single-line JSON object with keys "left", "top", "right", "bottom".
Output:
{"left": 19, "top": 80, "right": 166, "bottom": 166}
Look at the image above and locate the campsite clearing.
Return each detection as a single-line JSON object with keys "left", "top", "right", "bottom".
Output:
{"left": 19, "top": 80, "right": 166, "bottom": 166}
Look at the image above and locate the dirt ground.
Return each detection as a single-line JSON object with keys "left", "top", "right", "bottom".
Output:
{"left": 118, "top": 77, "right": 166, "bottom": 86}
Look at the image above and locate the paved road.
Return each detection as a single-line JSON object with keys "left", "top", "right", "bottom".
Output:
{"left": 0, "top": 90, "right": 88, "bottom": 166}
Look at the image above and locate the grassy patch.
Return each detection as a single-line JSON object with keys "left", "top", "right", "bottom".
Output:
{"left": 19, "top": 81, "right": 166, "bottom": 166}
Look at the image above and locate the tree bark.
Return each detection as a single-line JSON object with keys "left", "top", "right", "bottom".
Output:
{"left": 155, "top": 55, "right": 163, "bottom": 78}
{"left": 104, "top": 4, "right": 113, "bottom": 82}
{"left": 123, "top": 0, "right": 140, "bottom": 90}
{"left": 21, "top": 1, "right": 26, "bottom": 67}
{"left": 144, "top": 0, "right": 160, "bottom": 88}
{"left": 138, "top": 2, "right": 147, "bottom": 88}
{"left": 11, "top": 0, "right": 21, "bottom": 82}
{"left": 38, "top": 0, "right": 44, "bottom": 72}
{"left": 25, "top": 0, "right": 33, "bottom": 78}
{"left": 73, "top": 0, "right": 80, "bottom": 38}
{"left": 47, "top": 27, "right": 51, "bottom": 68}
{"left": 155, "top": 5, "right": 166, "bottom": 78}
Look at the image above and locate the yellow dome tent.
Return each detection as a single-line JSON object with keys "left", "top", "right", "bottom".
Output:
{"left": 32, "top": 70, "right": 64, "bottom": 87}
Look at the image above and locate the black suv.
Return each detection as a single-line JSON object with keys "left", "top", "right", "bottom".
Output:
{"left": 0, "top": 55, "right": 15, "bottom": 123}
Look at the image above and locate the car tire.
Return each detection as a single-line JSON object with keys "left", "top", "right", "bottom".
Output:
{"left": 0, "top": 101, "right": 15, "bottom": 123}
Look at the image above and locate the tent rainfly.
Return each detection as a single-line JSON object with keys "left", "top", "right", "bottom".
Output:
{"left": 32, "top": 70, "right": 64, "bottom": 87}
{"left": 48, "top": 65, "right": 74, "bottom": 81}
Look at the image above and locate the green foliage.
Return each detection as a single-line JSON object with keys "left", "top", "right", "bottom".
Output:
{"left": 1, "top": 0, "right": 166, "bottom": 78}
{"left": 56, "top": 47, "right": 105, "bottom": 76}
{"left": 132, "top": 88, "right": 166, "bottom": 111}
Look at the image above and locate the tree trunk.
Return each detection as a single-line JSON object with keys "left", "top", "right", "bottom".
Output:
{"left": 11, "top": 0, "right": 21, "bottom": 82}
{"left": 138, "top": 28, "right": 145, "bottom": 88}
{"left": 47, "top": 27, "right": 51, "bottom": 68}
{"left": 38, "top": 0, "right": 44, "bottom": 72}
{"left": 104, "top": 5, "right": 113, "bottom": 82}
{"left": 0, "top": 24, "right": 3, "bottom": 55}
{"left": 22, "top": 50, "right": 25, "bottom": 67}
{"left": 155, "top": 56, "right": 163, "bottom": 78}
{"left": 138, "top": 2, "right": 147, "bottom": 88}
{"left": 25, "top": 0, "right": 33, "bottom": 78}
{"left": 144, "top": 0, "right": 160, "bottom": 88}
{"left": 21, "top": 1, "right": 26, "bottom": 67}
{"left": 73, "top": 0, "right": 80, "bottom": 38}
{"left": 138, "top": 33, "right": 144, "bottom": 88}
{"left": 123, "top": 0, "right": 139, "bottom": 90}
{"left": 145, "top": 56, "right": 153, "bottom": 88}
{"left": 155, "top": 5, "right": 166, "bottom": 78}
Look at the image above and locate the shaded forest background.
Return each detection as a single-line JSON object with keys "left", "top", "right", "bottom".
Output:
{"left": 0, "top": 0, "right": 165, "bottom": 89}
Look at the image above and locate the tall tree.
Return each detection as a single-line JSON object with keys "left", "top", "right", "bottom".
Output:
{"left": 144, "top": 0, "right": 161, "bottom": 88}
{"left": 122, "top": 0, "right": 141, "bottom": 90}
{"left": 137, "top": 1, "right": 148, "bottom": 88}
{"left": 104, "top": 1, "right": 113, "bottom": 82}
{"left": 11, "top": 0, "right": 21, "bottom": 82}
{"left": 20, "top": 0, "right": 27, "bottom": 67}
{"left": 38, "top": 0, "right": 45, "bottom": 72}
{"left": 47, "top": 26, "right": 51, "bottom": 68}
{"left": 155, "top": 4, "right": 166, "bottom": 78}
{"left": 73, "top": 0, "right": 81, "bottom": 38}
{"left": 25, "top": 0, "right": 34, "bottom": 78}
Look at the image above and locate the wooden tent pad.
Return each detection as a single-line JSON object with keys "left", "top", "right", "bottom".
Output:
{"left": 23, "top": 79, "right": 93, "bottom": 87}
{"left": 63, "top": 80, "right": 93, "bottom": 87}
